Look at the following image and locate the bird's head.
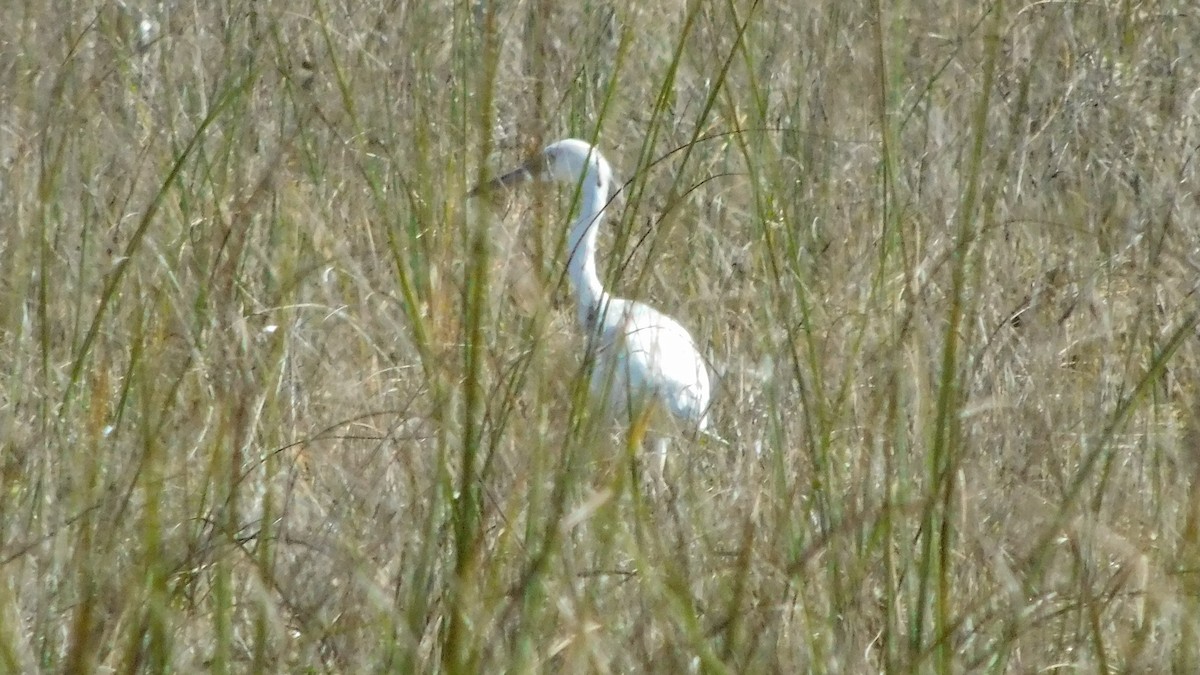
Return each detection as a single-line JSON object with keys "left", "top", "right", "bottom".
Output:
{"left": 471, "top": 138, "right": 613, "bottom": 197}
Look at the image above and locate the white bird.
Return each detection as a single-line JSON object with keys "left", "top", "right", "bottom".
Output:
{"left": 475, "top": 139, "right": 713, "bottom": 486}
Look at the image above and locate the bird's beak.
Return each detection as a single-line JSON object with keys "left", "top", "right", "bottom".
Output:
{"left": 469, "top": 153, "right": 547, "bottom": 197}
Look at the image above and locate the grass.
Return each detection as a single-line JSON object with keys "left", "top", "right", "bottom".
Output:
{"left": 3, "top": 0, "right": 1200, "bottom": 671}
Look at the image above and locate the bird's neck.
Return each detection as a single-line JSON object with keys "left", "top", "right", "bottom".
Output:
{"left": 567, "top": 168, "right": 609, "bottom": 328}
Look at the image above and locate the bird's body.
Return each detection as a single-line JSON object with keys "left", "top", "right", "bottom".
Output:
{"left": 478, "top": 138, "right": 711, "bottom": 478}
{"left": 585, "top": 295, "right": 711, "bottom": 433}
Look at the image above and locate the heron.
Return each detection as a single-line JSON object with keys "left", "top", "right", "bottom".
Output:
{"left": 473, "top": 139, "right": 713, "bottom": 489}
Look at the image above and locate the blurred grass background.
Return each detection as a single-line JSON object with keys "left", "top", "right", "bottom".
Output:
{"left": 2, "top": 0, "right": 1200, "bottom": 671}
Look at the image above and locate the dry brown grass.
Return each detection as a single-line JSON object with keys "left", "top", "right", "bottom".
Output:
{"left": 2, "top": 0, "right": 1200, "bottom": 671}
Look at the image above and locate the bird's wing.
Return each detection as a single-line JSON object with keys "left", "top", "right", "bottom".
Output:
{"left": 600, "top": 300, "right": 711, "bottom": 428}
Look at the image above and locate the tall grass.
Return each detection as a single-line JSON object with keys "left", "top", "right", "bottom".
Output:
{"left": 2, "top": 0, "right": 1200, "bottom": 671}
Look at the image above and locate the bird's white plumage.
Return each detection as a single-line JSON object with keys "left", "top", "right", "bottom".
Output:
{"left": 484, "top": 138, "right": 712, "bottom": 468}
{"left": 586, "top": 295, "right": 710, "bottom": 432}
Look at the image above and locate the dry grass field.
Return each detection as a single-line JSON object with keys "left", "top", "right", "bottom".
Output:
{"left": 3, "top": 0, "right": 1200, "bottom": 671}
